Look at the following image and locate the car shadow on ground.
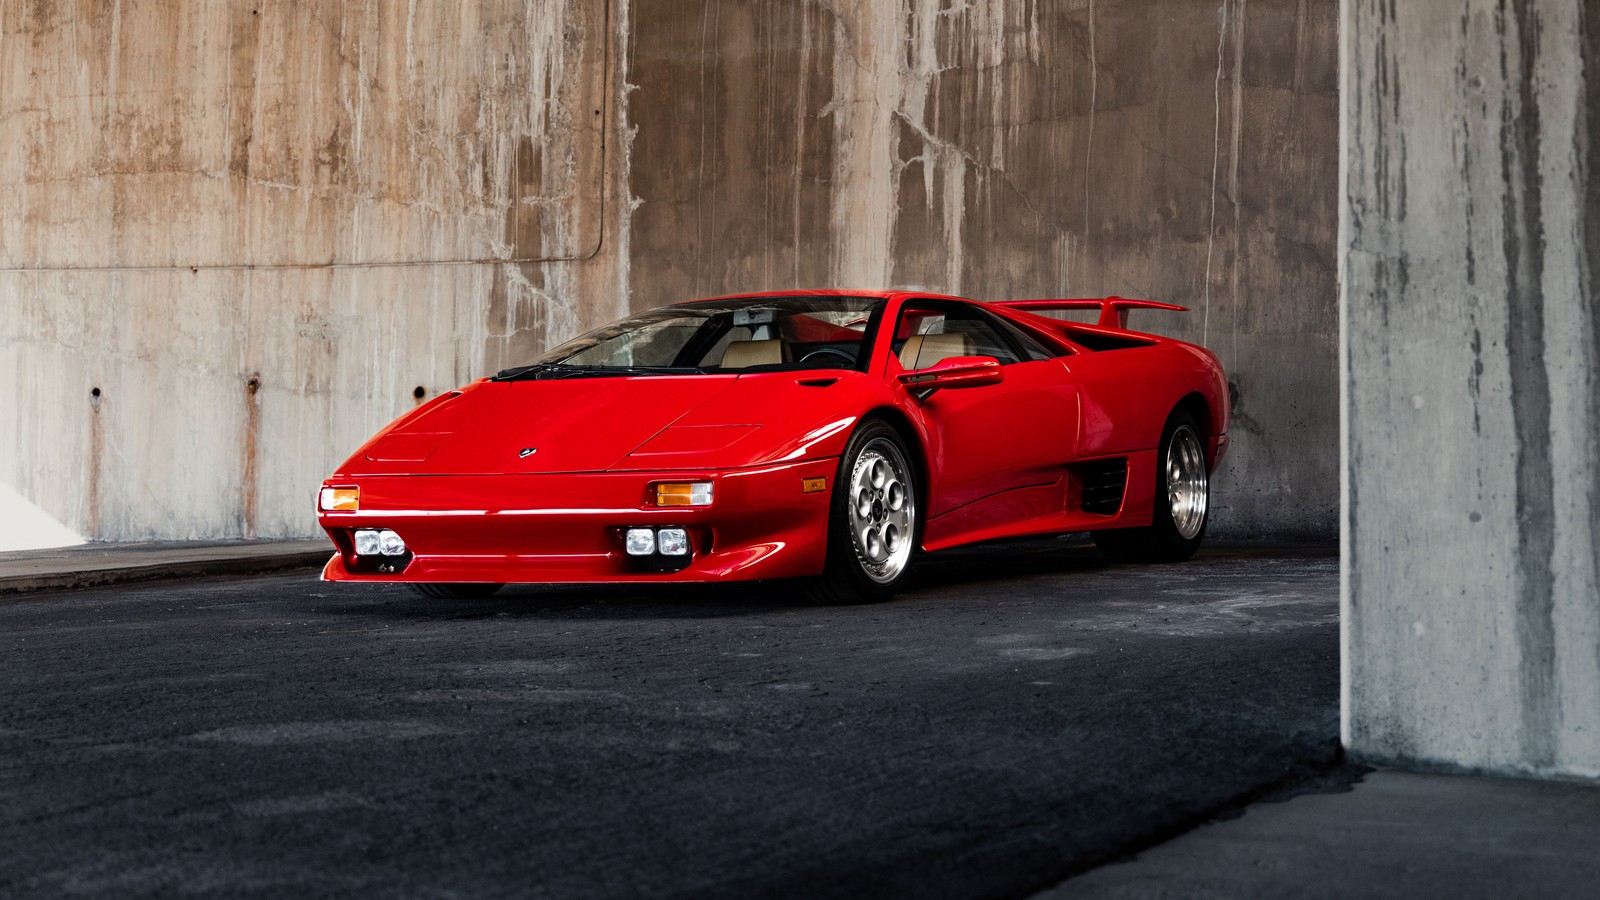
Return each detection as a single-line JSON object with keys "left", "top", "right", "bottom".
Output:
{"left": 314, "top": 580, "right": 813, "bottom": 622}
{"left": 313, "top": 536, "right": 1336, "bottom": 623}
{"left": 312, "top": 535, "right": 1102, "bottom": 622}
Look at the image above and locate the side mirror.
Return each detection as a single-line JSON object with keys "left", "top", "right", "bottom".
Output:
{"left": 897, "top": 355, "right": 1004, "bottom": 390}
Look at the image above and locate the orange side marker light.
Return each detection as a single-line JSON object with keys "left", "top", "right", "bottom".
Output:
{"left": 319, "top": 486, "right": 359, "bottom": 512}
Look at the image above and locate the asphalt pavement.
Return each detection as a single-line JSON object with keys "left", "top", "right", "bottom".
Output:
{"left": 1049, "top": 768, "right": 1600, "bottom": 899}
{"left": 0, "top": 539, "right": 1340, "bottom": 897}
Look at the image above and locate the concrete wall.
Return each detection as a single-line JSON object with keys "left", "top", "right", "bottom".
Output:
{"left": 1, "top": 0, "right": 1338, "bottom": 544}
{"left": 627, "top": 0, "right": 1340, "bottom": 537}
{"left": 0, "top": 0, "right": 628, "bottom": 541}
{"left": 1343, "top": 0, "right": 1600, "bottom": 779}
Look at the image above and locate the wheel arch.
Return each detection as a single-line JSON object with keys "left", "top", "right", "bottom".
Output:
{"left": 858, "top": 406, "right": 930, "bottom": 530}
{"left": 806, "top": 407, "right": 925, "bottom": 604}
{"left": 1172, "top": 391, "right": 1217, "bottom": 461}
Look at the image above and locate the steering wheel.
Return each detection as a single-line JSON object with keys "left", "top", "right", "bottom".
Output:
{"left": 798, "top": 347, "right": 858, "bottom": 368}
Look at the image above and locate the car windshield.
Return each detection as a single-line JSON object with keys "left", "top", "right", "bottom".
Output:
{"left": 495, "top": 296, "right": 886, "bottom": 380}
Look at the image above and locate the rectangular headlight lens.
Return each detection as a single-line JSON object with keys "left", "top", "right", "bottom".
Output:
{"left": 378, "top": 529, "right": 406, "bottom": 555}
{"left": 654, "top": 482, "right": 713, "bottom": 507}
{"left": 625, "top": 528, "right": 657, "bottom": 556}
{"left": 657, "top": 528, "right": 689, "bottom": 556}
{"left": 353, "top": 529, "right": 382, "bottom": 556}
{"left": 320, "top": 486, "right": 359, "bottom": 511}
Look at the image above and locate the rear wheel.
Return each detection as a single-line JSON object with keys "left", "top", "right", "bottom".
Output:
{"left": 409, "top": 583, "right": 504, "bottom": 600}
{"left": 1092, "top": 409, "right": 1209, "bottom": 563}
{"left": 806, "top": 420, "right": 918, "bottom": 604}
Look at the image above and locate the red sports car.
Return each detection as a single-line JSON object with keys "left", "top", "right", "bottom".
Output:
{"left": 316, "top": 290, "right": 1229, "bottom": 603}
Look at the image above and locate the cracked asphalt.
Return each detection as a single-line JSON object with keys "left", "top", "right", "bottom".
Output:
{"left": 0, "top": 539, "right": 1338, "bottom": 898}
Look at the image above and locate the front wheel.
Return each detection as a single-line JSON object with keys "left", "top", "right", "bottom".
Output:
{"left": 805, "top": 420, "right": 918, "bottom": 604}
{"left": 410, "top": 583, "right": 504, "bottom": 600}
{"left": 1092, "top": 410, "right": 1209, "bottom": 563}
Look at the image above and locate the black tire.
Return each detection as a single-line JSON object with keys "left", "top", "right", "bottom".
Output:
{"left": 805, "top": 419, "right": 919, "bottom": 604}
{"left": 409, "top": 582, "right": 505, "bottom": 600}
{"left": 1092, "top": 409, "right": 1209, "bottom": 563}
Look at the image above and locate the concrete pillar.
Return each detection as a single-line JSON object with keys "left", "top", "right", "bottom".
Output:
{"left": 1343, "top": 0, "right": 1600, "bottom": 779}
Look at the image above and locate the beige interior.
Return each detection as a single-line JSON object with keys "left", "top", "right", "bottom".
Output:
{"left": 898, "top": 332, "right": 974, "bottom": 370}
{"left": 719, "top": 339, "right": 787, "bottom": 368}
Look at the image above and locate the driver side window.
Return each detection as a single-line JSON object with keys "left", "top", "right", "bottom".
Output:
{"left": 893, "top": 305, "right": 1021, "bottom": 368}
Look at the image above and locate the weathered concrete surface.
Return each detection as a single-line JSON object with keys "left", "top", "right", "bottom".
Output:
{"left": 0, "top": 0, "right": 628, "bottom": 541}
{"left": 2, "top": 1, "right": 1338, "bottom": 544}
{"left": 629, "top": 0, "right": 1340, "bottom": 538}
{"left": 1343, "top": 1, "right": 1600, "bottom": 779}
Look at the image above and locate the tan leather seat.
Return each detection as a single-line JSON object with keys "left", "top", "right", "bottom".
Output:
{"left": 898, "top": 332, "right": 974, "bottom": 370}
{"left": 719, "top": 339, "right": 787, "bottom": 368}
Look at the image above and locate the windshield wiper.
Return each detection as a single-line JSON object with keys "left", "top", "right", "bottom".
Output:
{"left": 493, "top": 363, "right": 705, "bottom": 382}
{"left": 492, "top": 363, "right": 554, "bottom": 381}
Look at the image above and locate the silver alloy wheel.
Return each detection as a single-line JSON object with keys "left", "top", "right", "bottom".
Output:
{"left": 847, "top": 438, "right": 915, "bottom": 583}
{"left": 1166, "top": 424, "right": 1208, "bottom": 540}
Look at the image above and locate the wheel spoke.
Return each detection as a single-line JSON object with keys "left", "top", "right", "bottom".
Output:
{"left": 844, "top": 440, "right": 916, "bottom": 583}
{"left": 1165, "top": 426, "right": 1208, "bottom": 540}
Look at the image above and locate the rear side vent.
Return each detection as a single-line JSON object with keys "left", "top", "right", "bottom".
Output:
{"left": 1078, "top": 459, "right": 1128, "bottom": 515}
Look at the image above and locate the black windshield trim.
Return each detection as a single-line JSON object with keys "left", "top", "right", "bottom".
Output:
{"left": 492, "top": 363, "right": 708, "bottom": 382}
{"left": 499, "top": 295, "right": 889, "bottom": 378}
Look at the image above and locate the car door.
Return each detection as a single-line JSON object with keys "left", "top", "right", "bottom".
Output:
{"left": 1056, "top": 340, "right": 1177, "bottom": 458}
{"left": 890, "top": 300, "right": 1080, "bottom": 531}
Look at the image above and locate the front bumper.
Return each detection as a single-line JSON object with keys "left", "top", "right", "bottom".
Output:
{"left": 317, "top": 458, "right": 836, "bottom": 585}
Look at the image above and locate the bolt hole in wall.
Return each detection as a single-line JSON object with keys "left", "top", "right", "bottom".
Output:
{"left": 413, "top": 386, "right": 427, "bottom": 404}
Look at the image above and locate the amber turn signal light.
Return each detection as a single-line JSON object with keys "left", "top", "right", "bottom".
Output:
{"left": 654, "top": 482, "right": 713, "bottom": 507}
{"left": 319, "top": 486, "right": 360, "bottom": 511}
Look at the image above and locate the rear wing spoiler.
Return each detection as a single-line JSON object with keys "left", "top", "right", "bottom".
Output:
{"left": 989, "top": 297, "right": 1188, "bottom": 330}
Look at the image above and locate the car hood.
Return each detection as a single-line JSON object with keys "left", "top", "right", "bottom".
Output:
{"left": 343, "top": 376, "right": 737, "bottom": 476}
{"left": 337, "top": 372, "right": 873, "bottom": 477}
